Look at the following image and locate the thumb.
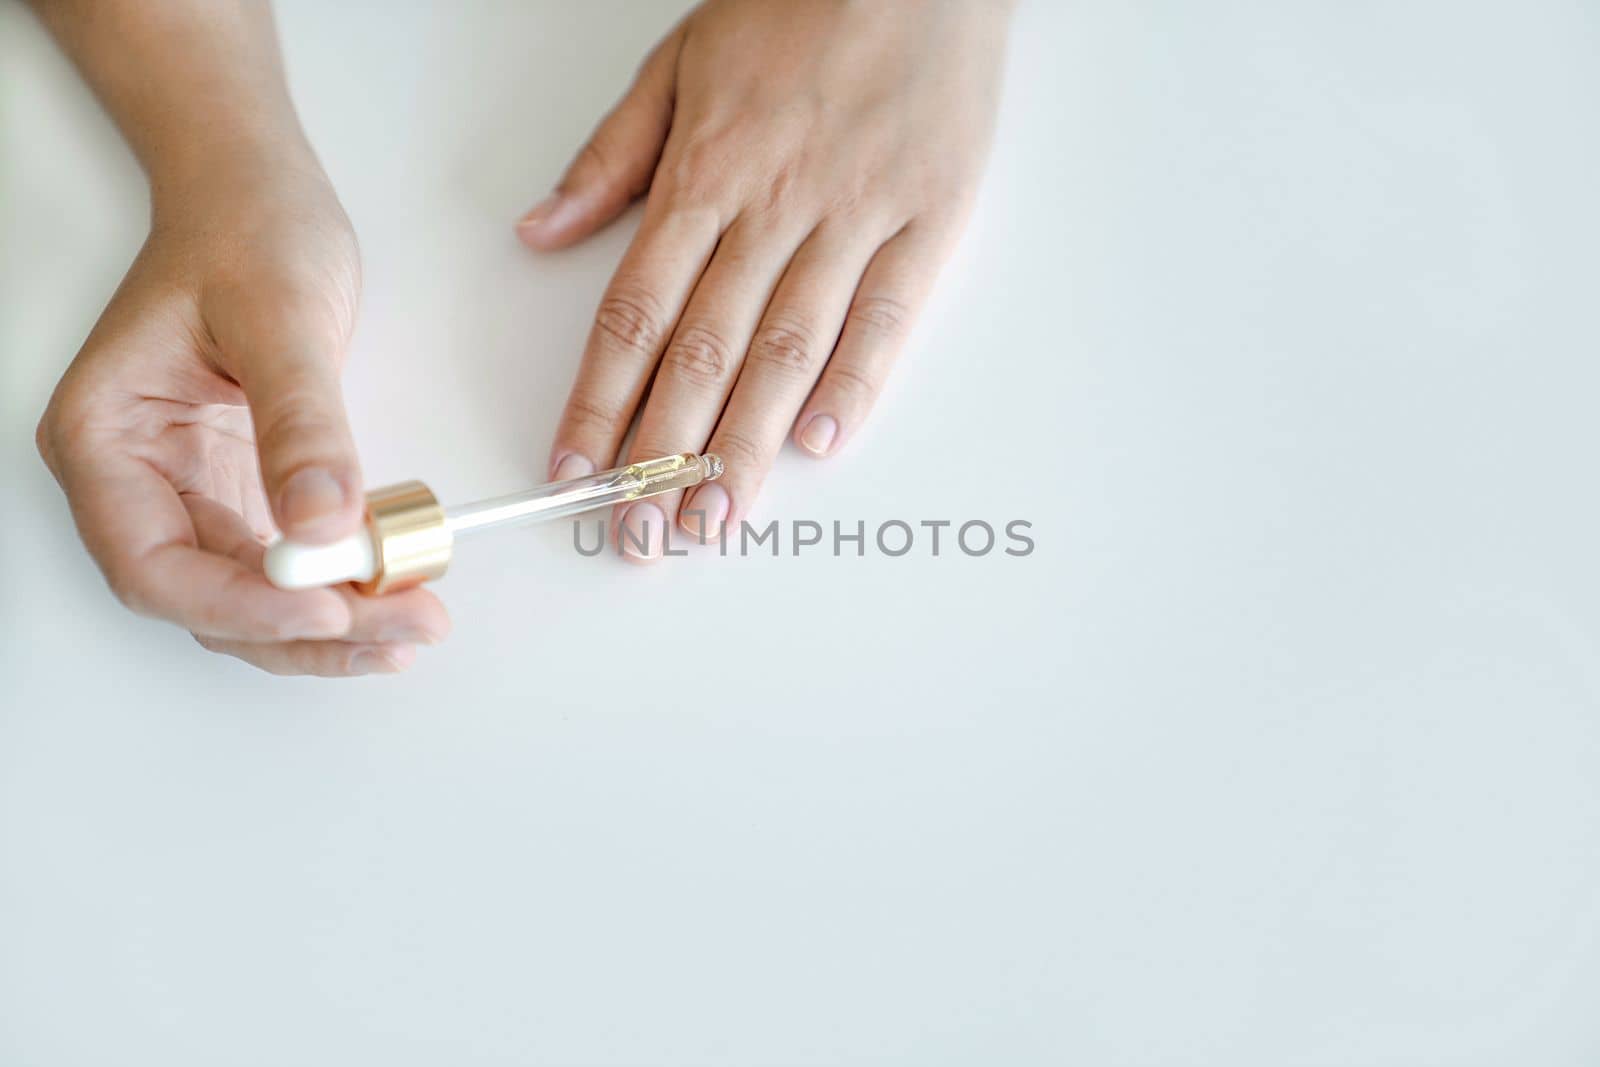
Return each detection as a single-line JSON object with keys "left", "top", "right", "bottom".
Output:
{"left": 219, "top": 295, "right": 365, "bottom": 545}
{"left": 516, "top": 25, "right": 683, "bottom": 251}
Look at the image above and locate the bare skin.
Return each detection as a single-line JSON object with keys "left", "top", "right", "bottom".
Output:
{"left": 30, "top": 0, "right": 1011, "bottom": 674}
{"left": 519, "top": 0, "right": 1013, "bottom": 559}
{"left": 29, "top": 0, "right": 447, "bottom": 675}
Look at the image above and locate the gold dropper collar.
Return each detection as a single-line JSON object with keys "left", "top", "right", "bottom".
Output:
{"left": 358, "top": 480, "right": 453, "bottom": 595}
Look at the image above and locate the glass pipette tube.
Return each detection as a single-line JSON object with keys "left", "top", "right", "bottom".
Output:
{"left": 444, "top": 452, "right": 724, "bottom": 537}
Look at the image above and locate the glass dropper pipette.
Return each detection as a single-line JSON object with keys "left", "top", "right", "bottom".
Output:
{"left": 441, "top": 452, "right": 722, "bottom": 534}
{"left": 264, "top": 452, "right": 724, "bottom": 593}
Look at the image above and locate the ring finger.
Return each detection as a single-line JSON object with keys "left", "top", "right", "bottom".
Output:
{"left": 612, "top": 212, "right": 809, "bottom": 560}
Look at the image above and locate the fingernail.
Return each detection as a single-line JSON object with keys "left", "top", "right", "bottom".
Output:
{"left": 681, "top": 483, "right": 729, "bottom": 540}
{"left": 619, "top": 502, "right": 666, "bottom": 560}
{"left": 798, "top": 415, "right": 838, "bottom": 456}
{"left": 350, "top": 645, "right": 412, "bottom": 674}
{"left": 517, "top": 193, "right": 581, "bottom": 237}
{"left": 553, "top": 453, "right": 595, "bottom": 482}
{"left": 280, "top": 467, "right": 347, "bottom": 531}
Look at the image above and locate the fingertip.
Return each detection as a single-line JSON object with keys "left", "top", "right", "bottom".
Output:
{"left": 516, "top": 193, "right": 590, "bottom": 251}
{"left": 679, "top": 482, "right": 730, "bottom": 542}
{"left": 617, "top": 501, "right": 666, "bottom": 564}
{"left": 420, "top": 603, "right": 452, "bottom": 645}
{"left": 407, "top": 592, "right": 452, "bottom": 645}
{"left": 551, "top": 452, "right": 596, "bottom": 482}
{"left": 795, "top": 415, "right": 840, "bottom": 458}
{"left": 515, "top": 221, "right": 562, "bottom": 252}
{"left": 381, "top": 643, "right": 418, "bottom": 671}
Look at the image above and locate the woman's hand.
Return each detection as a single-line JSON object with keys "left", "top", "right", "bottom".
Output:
{"left": 36, "top": 160, "right": 449, "bottom": 675}
{"left": 30, "top": 0, "right": 446, "bottom": 673}
{"left": 517, "top": 0, "right": 1012, "bottom": 559}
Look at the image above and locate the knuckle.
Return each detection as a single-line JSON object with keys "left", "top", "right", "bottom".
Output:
{"left": 749, "top": 316, "right": 822, "bottom": 377}
{"left": 663, "top": 131, "right": 737, "bottom": 207}
{"left": 825, "top": 361, "right": 882, "bottom": 406}
{"left": 267, "top": 619, "right": 306, "bottom": 643}
{"left": 574, "top": 138, "right": 613, "bottom": 181}
{"left": 593, "top": 287, "right": 669, "bottom": 358}
{"left": 38, "top": 382, "right": 95, "bottom": 463}
{"left": 665, "top": 175, "right": 721, "bottom": 213}
{"left": 847, "top": 294, "right": 913, "bottom": 339}
{"left": 564, "top": 392, "right": 628, "bottom": 437}
{"left": 33, "top": 413, "right": 53, "bottom": 468}
{"left": 712, "top": 426, "right": 766, "bottom": 472}
{"left": 106, "top": 567, "right": 153, "bottom": 617}
{"left": 574, "top": 134, "right": 648, "bottom": 200}
{"left": 754, "top": 156, "right": 804, "bottom": 217}
{"left": 667, "top": 134, "right": 721, "bottom": 188}
{"left": 256, "top": 397, "right": 340, "bottom": 453}
{"left": 662, "top": 323, "right": 736, "bottom": 387}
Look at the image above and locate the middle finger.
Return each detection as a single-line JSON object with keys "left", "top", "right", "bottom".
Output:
{"left": 613, "top": 213, "right": 809, "bottom": 560}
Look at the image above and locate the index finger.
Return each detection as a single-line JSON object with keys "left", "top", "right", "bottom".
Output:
{"left": 58, "top": 444, "right": 353, "bottom": 642}
{"left": 546, "top": 202, "right": 722, "bottom": 481}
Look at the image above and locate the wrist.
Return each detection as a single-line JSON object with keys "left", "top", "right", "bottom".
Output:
{"left": 149, "top": 128, "right": 329, "bottom": 219}
{"left": 144, "top": 138, "right": 359, "bottom": 313}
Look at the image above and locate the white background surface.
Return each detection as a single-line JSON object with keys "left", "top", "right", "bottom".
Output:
{"left": 4, "top": 2, "right": 1600, "bottom": 1064}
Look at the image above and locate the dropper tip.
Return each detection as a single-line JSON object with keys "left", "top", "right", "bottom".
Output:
{"left": 702, "top": 453, "right": 725, "bottom": 480}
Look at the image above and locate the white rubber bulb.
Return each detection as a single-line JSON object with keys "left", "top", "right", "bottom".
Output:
{"left": 264, "top": 529, "right": 378, "bottom": 591}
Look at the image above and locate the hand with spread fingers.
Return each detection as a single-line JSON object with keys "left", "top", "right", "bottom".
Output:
{"left": 517, "top": 0, "right": 1014, "bottom": 560}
